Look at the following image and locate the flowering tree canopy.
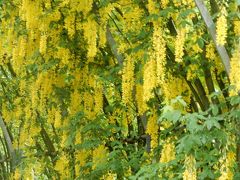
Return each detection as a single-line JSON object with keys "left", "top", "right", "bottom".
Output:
{"left": 0, "top": 0, "right": 239, "bottom": 179}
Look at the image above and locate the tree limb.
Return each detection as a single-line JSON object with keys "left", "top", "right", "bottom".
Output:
{"left": 0, "top": 115, "right": 16, "bottom": 170}
{"left": 194, "top": 0, "right": 230, "bottom": 76}
{"left": 106, "top": 24, "right": 124, "bottom": 66}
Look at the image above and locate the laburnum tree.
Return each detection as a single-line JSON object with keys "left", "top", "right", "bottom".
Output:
{"left": 0, "top": 0, "right": 239, "bottom": 179}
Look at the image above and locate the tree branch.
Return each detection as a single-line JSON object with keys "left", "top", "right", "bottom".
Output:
{"left": 106, "top": 25, "right": 124, "bottom": 66}
{"left": 0, "top": 115, "right": 16, "bottom": 170}
{"left": 194, "top": 0, "right": 230, "bottom": 76}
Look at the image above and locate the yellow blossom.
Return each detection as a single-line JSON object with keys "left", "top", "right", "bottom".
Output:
{"left": 122, "top": 55, "right": 135, "bottom": 105}
{"left": 192, "top": 44, "right": 203, "bottom": 54}
{"left": 216, "top": 8, "right": 227, "bottom": 46}
{"left": 55, "top": 154, "right": 70, "bottom": 178}
{"left": 146, "top": 112, "right": 159, "bottom": 149}
{"left": 54, "top": 108, "right": 62, "bottom": 128}
{"left": 173, "top": 0, "right": 181, "bottom": 7}
{"left": 101, "top": 171, "right": 117, "bottom": 180}
{"left": 143, "top": 57, "right": 156, "bottom": 104}
{"left": 148, "top": 0, "right": 158, "bottom": 14}
{"left": 92, "top": 144, "right": 108, "bottom": 169}
{"left": 161, "top": 73, "right": 190, "bottom": 103}
{"left": 94, "top": 78, "right": 103, "bottom": 114}
{"left": 229, "top": 46, "right": 240, "bottom": 94}
{"left": 218, "top": 151, "right": 236, "bottom": 180}
{"left": 39, "top": 34, "right": 47, "bottom": 54}
{"left": 64, "top": 13, "right": 75, "bottom": 39}
{"left": 75, "top": 131, "right": 82, "bottom": 144}
{"left": 136, "top": 84, "right": 147, "bottom": 115}
{"left": 122, "top": 110, "right": 129, "bottom": 136}
{"left": 183, "top": 155, "right": 197, "bottom": 180}
{"left": 153, "top": 23, "right": 166, "bottom": 86}
{"left": 13, "top": 168, "right": 21, "bottom": 179}
{"left": 82, "top": 17, "right": 97, "bottom": 58}
{"left": 206, "top": 42, "right": 217, "bottom": 60}
{"left": 233, "top": 20, "right": 240, "bottom": 36}
{"left": 161, "top": 0, "right": 169, "bottom": 9}
{"left": 47, "top": 108, "right": 55, "bottom": 124}
{"left": 19, "top": 37, "right": 27, "bottom": 58}
{"left": 186, "top": 64, "right": 198, "bottom": 80}
{"left": 122, "top": 6, "right": 144, "bottom": 32}
{"left": 73, "top": 0, "right": 93, "bottom": 16}
{"left": 160, "top": 139, "right": 176, "bottom": 163}
{"left": 70, "top": 89, "right": 82, "bottom": 115}
{"left": 175, "top": 28, "right": 186, "bottom": 63}
{"left": 56, "top": 47, "right": 71, "bottom": 65}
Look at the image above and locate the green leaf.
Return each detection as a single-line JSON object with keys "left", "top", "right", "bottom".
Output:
{"left": 159, "top": 7, "right": 175, "bottom": 17}
{"left": 230, "top": 95, "right": 240, "bottom": 106}
{"left": 211, "top": 104, "right": 219, "bottom": 116}
{"left": 197, "top": 38, "right": 204, "bottom": 48}
{"left": 186, "top": 117, "right": 203, "bottom": 133}
{"left": 178, "top": 9, "right": 195, "bottom": 19}
{"left": 230, "top": 109, "right": 240, "bottom": 119}
{"left": 171, "top": 96, "right": 187, "bottom": 107}
{"left": 160, "top": 106, "right": 182, "bottom": 123}
{"left": 177, "top": 134, "right": 201, "bottom": 153}
{"left": 204, "top": 117, "right": 220, "bottom": 130}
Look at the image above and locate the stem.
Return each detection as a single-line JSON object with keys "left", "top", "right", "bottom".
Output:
{"left": 185, "top": 79, "right": 205, "bottom": 111}
{"left": 106, "top": 24, "right": 124, "bottom": 66}
{"left": 194, "top": 78, "right": 210, "bottom": 111}
{"left": 40, "top": 126, "right": 57, "bottom": 163}
{"left": 0, "top": 115, "right": 16, "bottom": 171}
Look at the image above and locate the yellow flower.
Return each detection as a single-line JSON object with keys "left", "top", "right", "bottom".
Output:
{"left": 161, "top": 73, "right": 190, "bottom": 103}
{"left": 39, "top": 34, "right": 47, "bottom": 54}
{"left": 233, "top": 20, "right": 240, "bottom": 36}
{"left": 13, "top": 168, "right": 21, "bottom": 179}
{"left": 73, "top": 0, "right": 93, "bottom": 16}
{"left": 216, "top": 8, "right": 227, "bottom": 46}
{"left": 218, "top": 151, "right": 236, "bottom": 180}
{"left": 175, "top": 28, "right": 186, "bottom": 63}
{"left": 54, "top": 108, "right": 62, "bottom": 128}
{"left": 75, "top": 131, "right": 82, "bottom": 144}
{"left": 70, "top": 89, "right": 82, "bottom": 115}
{"left": 94, "top": 78, "right": 103, "bottom": 114}
{"left": 160, "top": 139, "right": 175, "bottom": 163}
{"left": 122, "top": 55, "right": 135, "bottom": 105}
{"left": 153, "top": 23, "right": 166, "bottom": 86}
{"left": 92, "top": 145, "right": 108, "bottom": 169}
{"left": 56, "top": 47, "right": 71, "bottom": 65}
{"left": 173, "top": 0, "right": 181, "bottom": 7}
{"left": 186, "top": 64, "right": 198, "bottom": 81}
{"left": 19, "top": 37, "right": 27, "bottom": 58}
{"left": 206, "top": 42, "right": 217, "bottom": 60}
{"left": 192, "top": 44, "right": 203, "bottom": 54}
{"left": 101, "top": 171, "right": 117, "bottom": 180}
{"left": 136, "top": 84, "right": 147, "bottom": 115}
{"left": 229, "top": 46, "right": 240, "bottom": 94}
{"left": 55, "top": 154, "right": 70, "bottom": 178}
{"left": 143, "top": 57, "right": 156, "bottom": 104}
{"left": 161, "top": 0, "right": 169, "bottom": 9}
{"left": 82, "top": 17, "right": 97, "bottom": 58}
{"left": 123, "top": 6, "right": 144, "bottom": 32}
{"left": 148, "top": 0, "right": 158, "bottom": 14}
{"left": 146, "top": 112, "right": 159, "bottom": 149}
{"left": 183, "top": 155, "right": 197, "bottom": 180}
{"left": 64, "top": 13, "right": 75, "bottom": 39}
